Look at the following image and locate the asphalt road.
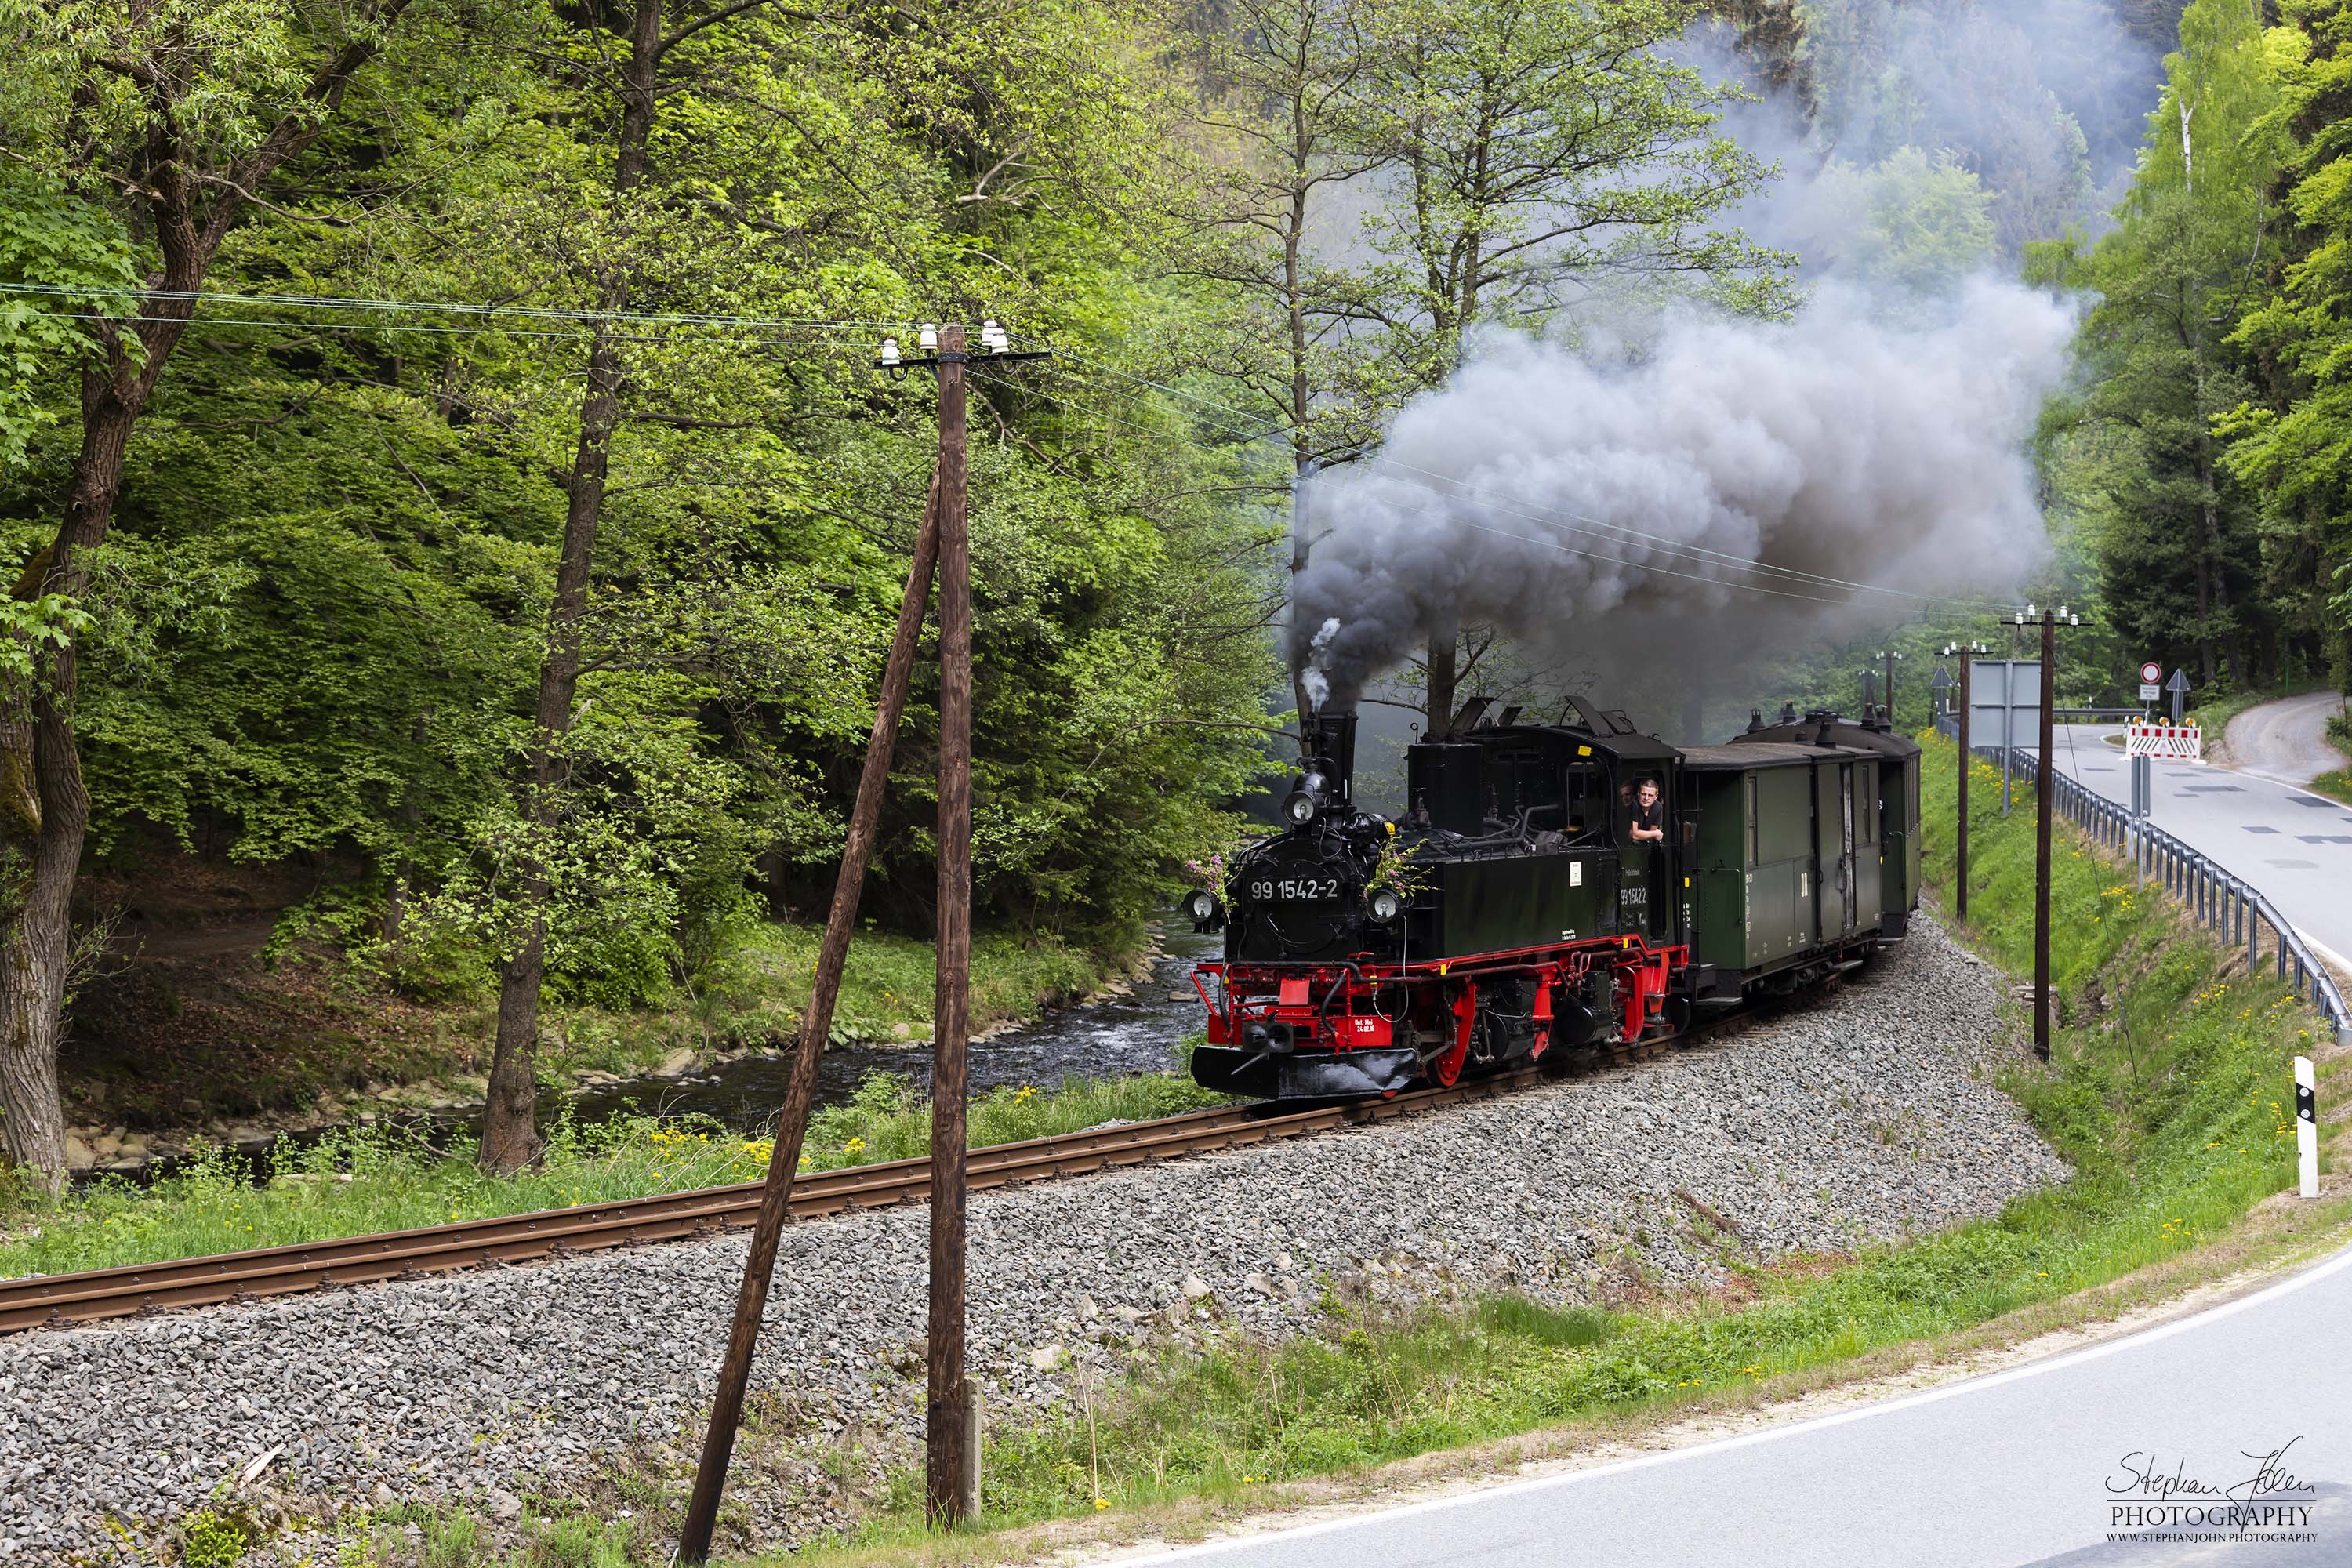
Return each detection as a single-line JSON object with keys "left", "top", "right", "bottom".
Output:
{"left": 2224, "top": 693, "right": 2351, "bottom": 788}
{"left": 2016, "top": 725, "right": 2352, "bottom": 975}
{"left": 1125, "top": 1243, "right": 2352, "bottom": 1567}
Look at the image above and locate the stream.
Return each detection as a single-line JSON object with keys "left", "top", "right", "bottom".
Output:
{"left": 88, "top": 927, "right": 1222, "bottom": 1185}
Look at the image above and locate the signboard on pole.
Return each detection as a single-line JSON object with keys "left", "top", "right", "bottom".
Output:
{"left": 2139, "top": 683, "right": 2162, "bottom": 701}
{"left": 1966, "top": 660, "right": 2043, "bottom": 751}
{"left": 2140, "top": 661, "right": 2162, "bottom": 684}
{"left": 1968, "top": 660, "right": 2042, "bottom": 814}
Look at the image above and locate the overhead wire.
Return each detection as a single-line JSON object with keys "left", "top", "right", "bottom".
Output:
{"left": 1033, "top": 344, "right": 1998, "bottom": 615}
{"left": 1025, "top": 354, "right": 2004, "bottom": 617}
{"left": 0, "top": 281, "right": 924, "bottom": 332}
{"left": 16, "top": 282, "right": 2008, "bottom": 619}
{"left": 980, "top": 365, "right": 1905, "bottom": 612}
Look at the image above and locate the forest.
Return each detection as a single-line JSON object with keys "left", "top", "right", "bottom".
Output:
{"left": 0, "top": 0, "right": 2345, "bottom": 1195}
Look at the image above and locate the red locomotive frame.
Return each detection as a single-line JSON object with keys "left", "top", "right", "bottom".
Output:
{"left": 1193, "top": 931, "right": 1690, "bottom": 1090}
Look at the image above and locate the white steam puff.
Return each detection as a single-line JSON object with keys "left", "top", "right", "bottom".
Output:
{"left": 1290, "top": 277, "right": 2078, "bottom": 709}
{"left": 1300, "top": 616, "right": 1342, "bottom": 710}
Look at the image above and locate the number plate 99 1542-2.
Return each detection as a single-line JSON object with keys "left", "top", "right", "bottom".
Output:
{"left": 1250, "top": 877, "right": 1342, "bottom": 901}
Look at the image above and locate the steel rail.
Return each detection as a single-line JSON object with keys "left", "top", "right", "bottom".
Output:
{"left": 3, "top": 1059, "right": 1601, "bottom": 1334}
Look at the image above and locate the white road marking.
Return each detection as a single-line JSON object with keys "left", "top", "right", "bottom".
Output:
{"left": 1131, "top": 1243, "right": 2352, "bottom": 1563}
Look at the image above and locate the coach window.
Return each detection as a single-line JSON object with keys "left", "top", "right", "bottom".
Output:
{"left": 1744, "top": 774, "right": 1760, "bottom": 869}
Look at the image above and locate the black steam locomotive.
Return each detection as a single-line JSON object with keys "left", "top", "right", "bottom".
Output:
{"left": 1183, "top": 700, "right": 1921, "bottom": 1100}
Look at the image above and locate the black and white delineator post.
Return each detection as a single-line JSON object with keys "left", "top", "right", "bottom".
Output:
{"left": 2297, "top": 1055, "right": 2319, "bottom": 1200}
{"left": 2130, "top": 753, "right": 2151, "bottom": 892}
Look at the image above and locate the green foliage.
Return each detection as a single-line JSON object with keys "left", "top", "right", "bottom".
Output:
{"left": 806, "top": 736, "right": 2332, "bottom": 1552}
{"left": 1806, "top": 147, "right": 1998, "bottom": 295}
{"left": 2220, "top": 2, "right": 2352, "bottom": 673}
{"left": 2034, "top": 0, "right": 2351, "bottom": 693}
{"left": 0, "top": 0, "right": 1284, "bottom": 1034}
{"left": 1797, "top": 0, "right": 2109, "bottom": 252}
{"left": 176, "top": 1503, "right": 256, "bottom": 1568}
{"left": 1346, "top": 0, "right": 1791, "bottom": 364}
{"left": 0, "top": 163, "right": 137, "bottom": 472}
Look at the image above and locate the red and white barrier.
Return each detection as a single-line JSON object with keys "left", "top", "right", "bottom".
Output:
{"left": 2125, "top": 720, "right": 2204, "bottom": 761}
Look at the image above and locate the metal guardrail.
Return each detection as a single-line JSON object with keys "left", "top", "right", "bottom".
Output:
{"left": 1963, "top": 742, "right": 2350, "bottom": 1043}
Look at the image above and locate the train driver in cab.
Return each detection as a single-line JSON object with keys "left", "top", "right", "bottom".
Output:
{"left": 1628, "top": 775, "right": 1666, "bottom": 843}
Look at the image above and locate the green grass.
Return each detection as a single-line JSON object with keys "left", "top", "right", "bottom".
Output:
{"left": 92, "top": 740, "right": 2345, "bottom": 1566}
{"left": 2314, "top": 709, "right": 2352, "bottom": 804}
{"left": 760, "top": 734, "right": 2340, "bottom": 1560}
{"left": 0, "top": 1065, "right": 1229, "bottom": 1279}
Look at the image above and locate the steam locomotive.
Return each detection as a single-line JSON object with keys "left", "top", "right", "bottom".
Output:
{"left": 1182, "top": 699, "right": 1921, "bottom": 1100}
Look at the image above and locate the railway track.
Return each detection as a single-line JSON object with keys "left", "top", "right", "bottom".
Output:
{"left": 2, "top": 1044, "right": 1690, "bottom": 1334}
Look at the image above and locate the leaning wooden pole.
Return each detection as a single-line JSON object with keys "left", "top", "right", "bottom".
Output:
{"left": 927, "top": 323, "right": 975, "bottom": 1528}
{"left": 678, "top": 473, "right": 942, "bottom": 1563}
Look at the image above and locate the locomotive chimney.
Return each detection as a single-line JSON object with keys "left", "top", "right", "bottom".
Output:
{"left": 1300, "top": 706, "right": 1359, "bottom": 804}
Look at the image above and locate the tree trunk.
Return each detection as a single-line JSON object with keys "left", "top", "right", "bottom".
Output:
{"left": 1426, "top": 611, "right": 1459, "bottom": 736}
{"left": 0, "top": 384, "right": 138, "bottom": 1194}
{"left": 0, "top": 13, "right": 408, "bottom": 1196}
{"left": 1286, "top": 158, "right": 1316, "bottom": 741}
{"left": 0, "top": 673, "right": 82, "bottom": 1196}
{"left": 477, "top": 0, "right": 662, "bottom": 1174}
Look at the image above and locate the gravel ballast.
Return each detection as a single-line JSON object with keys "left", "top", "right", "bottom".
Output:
{"left": 1, "top": 915, "right": 2062, "bottom": 1561}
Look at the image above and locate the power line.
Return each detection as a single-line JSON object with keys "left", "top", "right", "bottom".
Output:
{"left": 0, "top": 281, "right": 921, "bottom": 332}
{"left": 12, "top": 284, "right": 2005, "bottom": 619}
{"left": 1039, "top": 344, "right": 1986, "bottom": 612}
{"left": 982, "top": 366, "right": 1931, "bottom": 614}
{"left": 1024, "top": 357, "right": 2002, "bottom": 616}
{"left": 52, "top": 313, "right": 888, "bottom": 349}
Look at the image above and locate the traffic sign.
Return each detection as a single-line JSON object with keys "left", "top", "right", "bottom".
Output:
{"left": 2139, "top": 683, "right": 2161, "bottom": 701}
{"left": 2140, "top": 661, "right": 2161, "bottom": 684}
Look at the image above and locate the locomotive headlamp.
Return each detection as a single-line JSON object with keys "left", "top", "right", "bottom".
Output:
{"left": 1181, "top": 888, "right": 1222, "bottom": 926}
{"left": 1368, "top": 887, "right": 1403, "bottom": 923}
{"left": 1282, "top": 790, "right": 1319, "bottom": 826}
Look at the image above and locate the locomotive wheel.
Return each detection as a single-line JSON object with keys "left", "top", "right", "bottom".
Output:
{"left": 1427, "top": 1027, "right": 1468, "bottom": 1087}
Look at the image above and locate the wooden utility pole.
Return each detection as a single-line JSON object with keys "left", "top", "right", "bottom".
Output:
{"left": 2034, "top": 611, "right": 2056, "bottom": 1063}
{"left": 678, "top": 477, "right": 943, "bottom": 1563}
{"left": 927, "top": 321, "right": 976, "bottom": 1528}
{"left": 1948, "top": 643, "right": 1975, "bottom": 925}
{"left": 1882, "top": 649, "right": 1901, "bottom": 725}
{"left": 677, "top": 321, "right": 1038, "bottom": 1557}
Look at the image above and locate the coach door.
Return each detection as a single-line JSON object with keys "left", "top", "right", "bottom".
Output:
{"left": 1838, "top": 764, "right": 1858, "bottom": 934}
